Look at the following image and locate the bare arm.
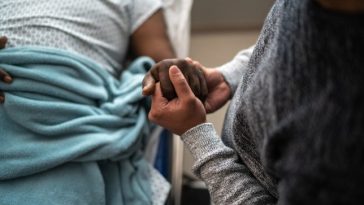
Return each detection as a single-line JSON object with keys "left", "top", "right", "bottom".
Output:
{"left": 130, "top": 9, "right": 176, "bottom": 62}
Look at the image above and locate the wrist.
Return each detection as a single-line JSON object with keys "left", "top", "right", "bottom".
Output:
{"left": 178, "top": 118, "right": 207, "bottom": 136}
{"left": 181, "top": 122, "right": 213, "bottom": 140}
{"left": 180, "top": 123, "right": 225, "bottom": 162}
{"left": 209, "top": 68, "right": 232, "bottom": 97}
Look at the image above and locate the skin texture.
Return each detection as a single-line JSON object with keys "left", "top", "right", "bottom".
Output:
{"left": 129, "top": 9, "right": 176, "bottom": 62}
{"left": 149, "top": 66, "right": 207, "bottom": 135}
{"left": 143, "top": 58, "right": 208, "bottom": 102}
{"left": 147, "top": 58, "right": 232, "bottom": 135}
{"left": 0, "top": 36, "right": 12, "bottom": 103}
{"left": 143, "top": 58, "right": 231, "bottom": 113}
{"left": 200, "top": 64, "right": 231, "bottom": 113}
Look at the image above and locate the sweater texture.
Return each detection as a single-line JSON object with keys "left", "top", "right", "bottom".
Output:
{"left": 182, "top": 0, "right": 364, "bottom": 204}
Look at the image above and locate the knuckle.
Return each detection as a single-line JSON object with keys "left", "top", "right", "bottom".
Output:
{"left": 185, "top": 96, "right": 197, "bottom": 107}
{"left": 182, "top": 60, "right": 189, "bottom": 69}
{"left": 161, "top": 87, "right": 176, "bottom": 100}
{"left": 148, "top": 111, "right": 156, "bottom": 122}
{"left": 159, "top": 59, "right": 169, "bottom": 64}
{"left": 160, "top": 59, "right": 173, "bottom": 67}
{"left": 175, "top": 77, "right": 186, "bottom": 86}
{"left": 149, "top": 65, "right": 158, "bottom": 73}
{"left": 148, "top": 110, "right": 162, "bottom": 122}
{"left": 177, "top": 59, "right": 188, "bottom": 69}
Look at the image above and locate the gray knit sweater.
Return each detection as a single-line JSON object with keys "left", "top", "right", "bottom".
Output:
{"left": 181, "top": 0, "right": 364, "bottom": 204}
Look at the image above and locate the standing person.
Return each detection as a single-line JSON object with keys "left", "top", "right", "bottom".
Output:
{"left": 144, "top": 0, "right": 364, "bottom": 204}
{"left": 0, "top": 1, "right": 195, "bottom": 204}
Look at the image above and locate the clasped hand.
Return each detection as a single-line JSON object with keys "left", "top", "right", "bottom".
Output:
{"left": 142, "top": 58, "right": 231, "bottom": 135}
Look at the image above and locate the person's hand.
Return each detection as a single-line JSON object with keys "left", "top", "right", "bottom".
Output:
{"left": 192, "top": 60, "right": 232, "bottom": 113}
{"left": 148, "top": 66, "right": 206, "bottom": 136}
{"left": 0, "top": 36, "right": 13, "bottom": 103}
{"left": 142, "top": 58, "right": 208, "bottom": 102}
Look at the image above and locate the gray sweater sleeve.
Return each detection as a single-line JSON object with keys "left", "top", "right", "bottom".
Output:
{"left": 181, "top": 123, "right": 276, "bottom": 205}
{"left": 217, "top": 46, "right": 255, "bottom": 95}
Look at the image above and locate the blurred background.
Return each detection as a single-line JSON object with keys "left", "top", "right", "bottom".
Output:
{"left": 178, "top": 1, "right": 274, "bottom": 204}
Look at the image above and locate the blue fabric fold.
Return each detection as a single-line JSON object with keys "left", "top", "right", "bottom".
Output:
{"left": 0, "top": 47, "right": 155, "bottom": 205}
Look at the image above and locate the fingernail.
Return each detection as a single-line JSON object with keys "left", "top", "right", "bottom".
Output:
{"left": 170, "top": 66, "right": 180, "bottom": 74}
{"left": 142, "top": 88, "right": 149, "bottom": 96}
{"left": 4, "top": 76, "right": 12, "bottom": 83}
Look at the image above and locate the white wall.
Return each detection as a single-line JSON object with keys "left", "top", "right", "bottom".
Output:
{"left": 191, "top": 0, "right": 274, "bottom": 31}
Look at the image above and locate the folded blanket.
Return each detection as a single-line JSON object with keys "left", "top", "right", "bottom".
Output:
{"left": 0, "top": 47, "right": 154, "bottom": 205}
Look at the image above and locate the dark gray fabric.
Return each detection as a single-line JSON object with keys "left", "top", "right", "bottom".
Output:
{"left": 222, "top": 0, "right": 364, "bottom": 204}
{"left": 182, "top": 123, "right": 277, "bottom": 204}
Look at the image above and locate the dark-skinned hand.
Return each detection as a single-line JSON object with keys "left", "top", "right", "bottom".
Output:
{"left": 0, "top": 36, "right": 13, "bottom": 103}
{"left": 142, "top": 58, "right": 208, "bottom": 102}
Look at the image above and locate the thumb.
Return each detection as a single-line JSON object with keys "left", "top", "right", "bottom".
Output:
{"left": 151, "top": 82, "right": 164, "bottom": 101}
{"left": 142, "top": 71, "right": 156, "bottom": 96}
{"left": 169, "top": 66, "right": 194, "bottom": 100}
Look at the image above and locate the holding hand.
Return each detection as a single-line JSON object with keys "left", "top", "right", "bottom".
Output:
{"left": 142, "top": 58, "right": 208, "bottom": 102}
{"left": 0, "top": 36, "right": 13, "bottom": 103}
{"left": 194, "top": 61, "right": 231, "bottom": 113}
{"left": 149, "top": 66, "right": 206, "bottom": 136}
{"left": 142, "top": 57, "right": 232, "bottom": 113}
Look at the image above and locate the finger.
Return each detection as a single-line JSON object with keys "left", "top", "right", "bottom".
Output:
{"left": 150, "top": 83, "right": 168, "bottom": 113}
{"left": 0, "top": 36, "right": 7, "bottom": 49}
{"left": 197, "top": 69, "right": 208, "bottom": 102}
{"left": 0, "top": 92, "right": 4, "bottom": 103}
{"left": 185, "top": 57, "right": 193, "bottom": 63}
{"left": 188, "top": 73, "right": 201, "bottom": 100}
{"left": 0, "top": 69, "right": 13, "bottom": 83}
{"left": 180, "top": 60, "right": 205, "bottom": 101}
{"left": 193, "top": 60, "right": 202, "bottom": 67}
{"left": 159, "top": 66, "right": 176, "bottom": 100}
{"left": 142, "top": 71, "right": 156, "bottom": 96}
{"left": 151, "top": 82, "right": 164, "bottom": 101}
{"left": 149, "top": 83, "right": 169, "bottom": 122}
{"left": 169, "top": 66, "right": 194, "bottom": 101}
{"left": 175, "top": 59, "right": 202, "bottom": 100}
{"left": 204, "top": 100, "right": 213, "bottom": 114}
{"left": 152, "top": 60, "right": 176, "bottom": 100}
{"left": 193, "top": 60, "right": 205, "bottom": 72}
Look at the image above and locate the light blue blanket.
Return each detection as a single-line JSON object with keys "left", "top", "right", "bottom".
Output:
{"left": 0, "top": 47, "right": 154, "bottom": 205}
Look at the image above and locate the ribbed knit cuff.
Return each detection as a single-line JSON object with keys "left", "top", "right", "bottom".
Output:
{"left": 216, "top": 46, "right": 254, "bottom": 95}
{"left": 181, "top": 123, "right": 226, "bottom": 161}
{"left": 217, "top": 62, "right": 241, "bottom": 95}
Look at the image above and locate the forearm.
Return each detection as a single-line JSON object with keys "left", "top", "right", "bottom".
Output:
{"left": 130, "top": 9, "right": 176, "bottom": 61}
{"left": 217, "top": 46, "right": 255, "bottom": 95}
{"left": 181, "top": 123, "right": 276, "bottom": 205}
